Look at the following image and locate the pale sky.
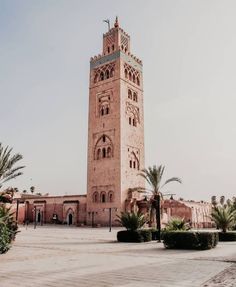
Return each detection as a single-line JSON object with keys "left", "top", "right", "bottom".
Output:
{"left": 1, "top": 0, "right": 236, "bottom": 201}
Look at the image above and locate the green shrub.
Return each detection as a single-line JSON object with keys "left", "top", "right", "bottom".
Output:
{"left": 211, "top": 206, "right": 236, "bottom": 233}
{"left": 0, "top": 225, "right": 11, "bottom": 254}
{"left": 139, "top": 229, "right": 152, "bottom": 242}
{"left": 0, "top": 205, "right": 18, "bottom": 254}
{"left": 219, "top": 232, "right": 236, "bottom": 241}
{"left": 150, "top": 228, "right": 158, "bottom": 240}
{"left": 149, "top": 228, "right": 165, "bottom": 241}
{"left": 163, "top": 231, "right": 218, "bottom": 250}
{"left": 116, "top": 212, "right": 146, "bottom": 231}
{"left": 165, "top": 217, "right": 190, "bottom": 231}
{"left": 197, "top": 232, "right": 219, "bottom": 250}
{"left": 117, "top": 230, "right": 144, "bottom": 242}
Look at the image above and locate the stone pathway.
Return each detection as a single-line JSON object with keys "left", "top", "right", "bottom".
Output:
{"left": 202, "top": 264, "right": 236, "bottom": 287}
{"left": 0, "top": 226, "right": 236, "bottom": 287}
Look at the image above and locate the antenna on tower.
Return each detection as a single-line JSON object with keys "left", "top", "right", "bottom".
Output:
{"left": 103, "top": 19, "right": 110, "bottom": 31}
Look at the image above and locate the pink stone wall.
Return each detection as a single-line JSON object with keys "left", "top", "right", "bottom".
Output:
{"left": 87, "top": 21, "right": 145, "bottom": 225}
{"left": 14, "top": 195, "right": 87, "bottom": 226}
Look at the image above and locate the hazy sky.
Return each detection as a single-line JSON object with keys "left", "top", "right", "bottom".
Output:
{"left": 1, "top": 0, "right": 236, "bottom": 201}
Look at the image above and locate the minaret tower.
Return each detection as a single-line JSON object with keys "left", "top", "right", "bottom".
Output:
{"left": 87, "top": 18, "right": 145, "bottom": 225}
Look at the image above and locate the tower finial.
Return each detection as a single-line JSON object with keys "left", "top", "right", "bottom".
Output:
{"left": 114, "top": 16, "right": 119, "bottom": 28}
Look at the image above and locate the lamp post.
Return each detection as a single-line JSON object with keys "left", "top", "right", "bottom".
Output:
{"left": 33, "top": 206, "right": 36, "bottom": 229}
{"left": 16, "top": 199, "right": 19, "bottom": 222}
{"left": 103, "top": 207, "right": 117, "bottom": 232}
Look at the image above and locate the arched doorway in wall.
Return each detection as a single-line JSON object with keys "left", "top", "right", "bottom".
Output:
{"left": 68, "top": 213, "right": 73, "bottom": 225}
{"left": 37, "top": 211, "right": 41, "bottom": 223}
{"left": 66, "top": 209, "right": 74, "bottom": 225}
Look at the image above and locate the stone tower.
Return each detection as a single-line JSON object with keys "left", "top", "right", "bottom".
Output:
{"left": 87, "top": 18, "right": 145, "bottom": 225}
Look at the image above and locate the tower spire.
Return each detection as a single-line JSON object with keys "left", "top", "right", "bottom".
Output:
{"left": 114, "top": 16, "right": 119, "bottom": 28}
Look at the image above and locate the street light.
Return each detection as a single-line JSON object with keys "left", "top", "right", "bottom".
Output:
{"left": 103, "top": 207, "right": 118, "bottom": 232}
{"left": 32, "top": 206, "right": 37, "bottom": 229}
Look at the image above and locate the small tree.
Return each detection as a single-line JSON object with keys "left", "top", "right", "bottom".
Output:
{"left": 116, "top": 212, "right": 146, "bottom": 231}
{"left": 0, "top": 143, "right": 24, "bottom": 189}
{"left": 164, "top": 217, "right": 190, "bottom": 231}
{"left": 133, "top": 165, "right": 182, "bottom": 240}
{"left": 30, "top": 186, "right": 35, "bottom": 194}
{"left": 211, "top": 206, "right": 236, "bottom": 233}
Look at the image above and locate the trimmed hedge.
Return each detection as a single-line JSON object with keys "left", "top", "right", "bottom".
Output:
{"left": 139, "top": 229, "right": 152, "bottom": 242}
{"left": 149, "top": 229, "right": 165, "bottom": 241}
{"left": 117, "top": 229, "right": 152, "bottom": 243}
{"left": 163, "top": 231, "right": 219, "bottom": 250}
{"left": 219, "top": 232, "right": 236, "bottom": 241}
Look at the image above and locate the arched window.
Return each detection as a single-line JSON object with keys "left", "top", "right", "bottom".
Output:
{"left": 121, "top": 45, "right": 124, "bottom": 50}
{"left": 108, "top": 191, "right": 114, "bottom": 202}
{"left": 101, "top": 107, "right": 105, "bottom": 116}
{"left": 133, "top": 161, "right": 136, "bottom": 169}
{"left": 133, "top": 119, "right": 137, "bottom": 127}
{"left": 106, "top": 107, "right": 109, "bottom": 115}
{"left": 107, "top": 46, "right": 110, "bottom": 53}
{"left": 137, "top": 77, "right": 140, "bottom": 86}
{"left": 129, "top": 117, "right": 132, "bottom": 125}
{"left": 129, "top": 72, "right": 132, "bottom": 81}
{"left": 128, "top": 89, "right": 132, "bottom": 99}
{"left": 97, "top": 149, "right": 101, "bottom": 160}
{"left": 93, "top": 192, "right": 98, "bottom": 202}
{"left": 102, "top": 148, "right": 106, "bottom": 158}
{"left": 124, "top": 69, "right": 128, "bottom": 78}
{"left": 133, "top": 92, "right": 138, "bottom": 102}
{"left": 112, "top": 44, "right": 115, "bottom": 51}
{"left": 94, "top": 134, "right": 113, "bottom": 160}
{"left": 133, "top": 74, "right": 136, "bottom": 83}
{"left": 100, "top": 72, "right": 104, "bottom": 81}
{"left": 107, "top": 146, "right": 112, "bottom": 158}
{"left": 101, "top": 192, "right": 106, "bottom": 203}
{"left": 105, "top": 70, "right": 110, "bottom": 79}
{"left": 125, "top": 47, "right": 127, "bottom": 53}
{"left": 129, "top": 160, "right": 132, "bottom": 168}
{"left": 110, "top": 68, "right": 114, "bottom": 77}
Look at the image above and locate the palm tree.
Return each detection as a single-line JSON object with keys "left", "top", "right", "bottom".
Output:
{"left": 211, "top": 206, "right": 236, "bottom": 233}
{"left": 30, "top": 186, "right": 35, "bottom": 194}
{"left": 137, "top": 165, "right": 182, "bottom": 240}
{"left": 220, "top": 196, "right": 225, "bottom": 207}
{"left": 211, "top": 196, "right": 217, "bottom": 209}
{"left": 0, "top": 143, "right": 24, "bottom": 189}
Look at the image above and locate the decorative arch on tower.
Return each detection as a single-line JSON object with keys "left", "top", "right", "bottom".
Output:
{"left": 124, "top": 63, "right": 141, "bottom": 86}
{"left": 126, "top": 102, "right": 140, "bottom": 127}
{"left": 94, "top": 134, "right": 114, "bottom": 160}
{"left": 100, "top": 191, "right": 106, "bottom": 203}
{"left": 128, "top": 151, "right": 140, "bottom": 170}
{"left": 93, "top": 62, "right": 116, "bottom": 83}
{"left": 108, "top": 190, "right": 114, "bottom": 202}
{"left": 92, "top": 191, "right": 99, "bottom": 203}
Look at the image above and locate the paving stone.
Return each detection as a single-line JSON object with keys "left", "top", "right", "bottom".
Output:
{"left": 0, "top": 226, "right": 236, "bottom": 287}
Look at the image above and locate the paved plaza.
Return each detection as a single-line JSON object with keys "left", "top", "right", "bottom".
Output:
{"left": 1, "top": 226, "right": 236, "bottom": 287}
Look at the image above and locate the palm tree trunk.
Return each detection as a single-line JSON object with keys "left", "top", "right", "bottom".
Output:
{"left": 154, "top": 194, "right": 161, "bottom": 242}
